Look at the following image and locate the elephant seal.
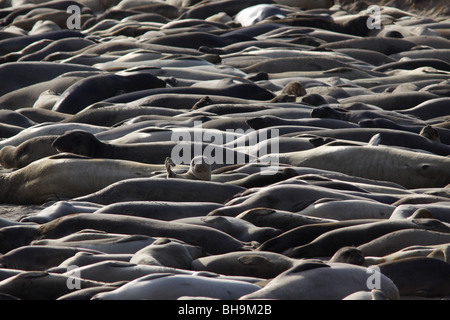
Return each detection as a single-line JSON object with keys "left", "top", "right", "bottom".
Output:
{"left": 287, "top": 218, "right": 450, "bottom": 259}
{"left": 73, "top": 178, "right": 245, "bottom": 205}
{"left": 273, "top": 0, "right": 333, "bottom": 9}
{"left": 20, "top": 201, "right": 103, "bottom": 224}
{"left": 257, "top": 219, "right": 379, "bottom": 254}
{"left": 0, "top": 156, "right": 172, "bottom": 205}
{"left": 165, "top": 156, "right": 211, "bottom": 181}
{"left": 56, "top": 252, "right": 134, "bottom": 270}
{"left": 102, "top": 82, "right": 276, "bottom": 104}
{"left": 378, "top": 257, "right": 450, "bottom": 298}
{"left": 4, "top": 213, "right": 247, "bottom": 255}
{"left": 173, "top": 215, "right": 281, "bottom": 243}
{"left": 191, "top": 251, "right": 299, "bottom": 279}
{"left": 31, "top": 232, "right": 158, "bottom": 255}
{"left": 94, "top": 201, "right": 223, "bottom": 221}
{"left": 357, "top": 229, "right": 450, "bottom": 257}
{"left": 0, "top": 245, "right": 102, "bottom": 271}
{"left": 389, "top": 203, "right": 450, "bottom": 223}
{"left": 298, "top": 199, "right": 396, "bottom": 221}
{"left": 261, "top": 144, "right": 450, "bottom": 189}
{"left": 234, "top": 4, "right": 285, "bottom": 27}
{"left": 0, "top": 271, "right": 106, "bottom": 300}
{"left": 0, "top": 61, "right": 99, "bottom": 97}
{"left": 57, "top": 284, "right": 122, "bottom": 301}
{"left": 51, "top": 72, "right": 167, "bottom": 114}
{"left": 328, "top": 246, "right": 365, "bottom": 266}
{"left": 51, "top": 129, "right": 248, "bottom": 168}
{"left": 208, "top": 183, "right": 381, "bottom": 217}
{"left": 129, "top": 238, "right": 205, "bottom": 270}
{"left": 236, "top": 207, "right": 336, "bottom": 232}
{"left": 61, "top": 260, "right": 194, "bottom": 284}
{"left": 398, "top": 97, "right": 450, "bottom": 121}
{"left": 0, "top": 122, "right": 107, "bottom": 149}
{"left": 239, "top": 261, "right": 400, "bottom": 300}
{"left": 0, "top": 135, "right": 59, "bottom": 169}
{"left": 92, "top": 273, "right": 261, "bottom": 300}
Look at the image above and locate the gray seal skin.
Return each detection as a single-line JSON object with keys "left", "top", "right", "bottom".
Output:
{"left": 378, "top": 257, "right": 450, "bottom": 298}
{"left": 51, "top": 72, "right": 167, "bottom": 114}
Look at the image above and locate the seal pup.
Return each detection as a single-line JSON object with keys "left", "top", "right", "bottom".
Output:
{"left": 165, "top": 156, "right": 211, "bottom": 181}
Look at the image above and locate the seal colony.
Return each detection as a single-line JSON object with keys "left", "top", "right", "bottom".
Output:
{"left": 0, "top": 0, "right": 449, "bottom": 300}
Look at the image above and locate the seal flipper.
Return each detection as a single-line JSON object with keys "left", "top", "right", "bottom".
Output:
{"left": 367, "top": 133, "right": 381, "bottom": 146}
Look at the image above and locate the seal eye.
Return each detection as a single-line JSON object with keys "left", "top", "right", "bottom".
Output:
{"left": 422, "top": 164, "right": 430, "bottom": 171}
